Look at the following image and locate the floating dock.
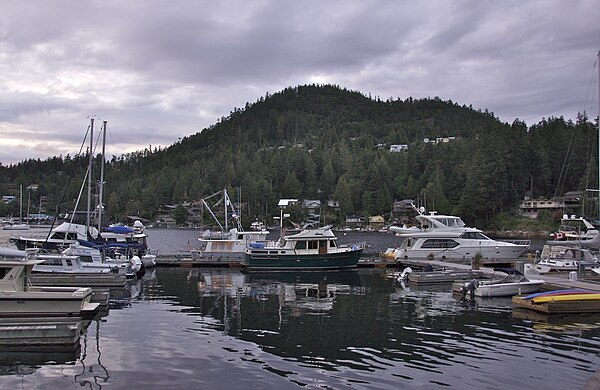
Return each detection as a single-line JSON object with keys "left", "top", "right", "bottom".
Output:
{"left": 155, "top": 255, "right": 397, "bottom": 268}
{"left": 512, "top": 295, "right": 600, "bottom": 314}
{"left": 0, "top": 317, "right": 83, "bottom": 347}
{"left": 29, "top": 272, "right": 127, "bottom": 287}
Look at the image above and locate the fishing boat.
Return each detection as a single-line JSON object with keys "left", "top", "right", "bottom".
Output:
{"left": 193, "top": 228, "right": 270, "bottom": 260}
{"left": 192, "top": 188, "right": 270, "bottom": 261}
{"left": 460, "top": 267, "right": 544, "bottom": 298}
{"left": 244, "top": 227, "right": 365, "bottom": 271}
{"left": 0, "top": 258, "right": 99, "bottom": 317}
{"left": 244, "top": 198, "right": 365, "bottom": 271}
{"left": 388, "top": 205, "right": 530, "bottom": 260}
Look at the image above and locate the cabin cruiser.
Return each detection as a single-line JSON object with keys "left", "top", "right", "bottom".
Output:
{"left": 0, "top": 258, "right": 99, "bottom": 317}
{"left": 388, "top": 208, "right": 530, "bottom": 260}
{"left": 10, "top": 220, "right": 150, "bottom": 257}
{"left": 28, "top": 241, "right": 138, "bottom": 277}
{"left": 244, "top": 226, "right": 365, "bottom": 271}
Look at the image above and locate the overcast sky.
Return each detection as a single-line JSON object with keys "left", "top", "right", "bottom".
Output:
{"left": 1, "top": 1, "right": 599, "bottom": 165}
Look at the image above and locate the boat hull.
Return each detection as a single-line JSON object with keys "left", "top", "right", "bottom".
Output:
{"left": 400, "top": 245, "right": 528, "bottom": 260}
{"left": 474, "top": 280, "right": 544, "bottom": 297}
{"left": 244, "top": 249, "right": 363, "bottom": 271}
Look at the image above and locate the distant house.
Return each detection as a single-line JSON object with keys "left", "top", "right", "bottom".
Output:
{"left": 345, "top": 215, "right": 364, "bottom": 228}
{"left": 302, "top": 199, "right": 321, "bottom": 211}
{"left": 519, "top": 196, "right": 564, "bottom": 219}
{"left": 389, "top": 144, "right": 408, "bottom": 152}
{"left": 369, "top": 215, "right": 385, "bottom": 229}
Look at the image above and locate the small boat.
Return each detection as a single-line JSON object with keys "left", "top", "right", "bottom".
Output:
{"left": 534, "top": 246, "right": 598, "bottom": 273}
{"left": 244, "top": 226, "right": 365, "bottom": 271}
{"left": 460, "top": 267, "right": 544, "bottom": 298}
{"left": 0, "top": 258, "right": 99, "bottom": 317}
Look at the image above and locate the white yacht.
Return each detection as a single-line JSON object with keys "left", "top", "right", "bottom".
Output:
{"left": 388, "top": 208, "right": 530, "bottom": 260}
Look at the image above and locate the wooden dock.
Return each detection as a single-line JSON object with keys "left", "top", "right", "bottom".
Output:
{"left": 512, "top": 295, "right": 600, "bottom": 314}
{"left": 155, "top": 255, "right": 397, "bottom": 268}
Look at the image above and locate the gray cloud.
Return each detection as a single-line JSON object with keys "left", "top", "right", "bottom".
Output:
{"left": 0, "top": 0, "right": 598, "bottom": 165}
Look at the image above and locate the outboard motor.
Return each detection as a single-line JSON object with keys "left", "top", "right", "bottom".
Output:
{"left": 398, "top": 267, "right": 413, "bottom": 282}
{"left": 461, "top": 279, "right": 479, "bottom": 300}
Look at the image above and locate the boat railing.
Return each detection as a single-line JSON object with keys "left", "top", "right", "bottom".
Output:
{"left": 339, "top": 241, "right": 367, "bottom": 251}
{"left": 502, "top": 239, "right": 531, "bottom": 246}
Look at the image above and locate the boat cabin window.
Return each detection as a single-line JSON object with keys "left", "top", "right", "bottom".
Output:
{"left": 52, "top": 232, "right": 78, "bottom": 240}
{"left": 421, "top": 239, "right": 459, "bottom": 249}
{"left": 44, "top": 258, "right": 63, "bottom": 266}
{"left": 80, "top": 255, "right": 93, "bottom": 263}
{"left": 329, "top": 240, "right": 336, "bottom": 248}
{"left": 295, "top": 241, "right": 307, "bottom": 249}
{"left": 66, "top": 259, "right": 73, "bottom": 266}
{"left": 0, "top": 268, "right": 6, "bottom": 279}
{"left": 308, "top": 241, "right": 318, "bottom": 250}
{"left": 460, "top": 232, "right": 489, "bottom": 240}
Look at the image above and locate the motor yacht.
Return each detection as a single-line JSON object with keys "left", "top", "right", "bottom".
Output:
{"left": 388, "top": 207, "right": 530, "bottom": 260}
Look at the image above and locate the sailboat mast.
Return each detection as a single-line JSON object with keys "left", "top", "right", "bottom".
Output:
{"left": 98, "top": 120, "right": 107, "bottom": 232}
{"left": 19, "top": 185, "right": 23, "bottom": 223}
{"left": 87, "top": 118, "right": 94, "bottom": 234}
{"left": 596, "top": 50, "right": 600, "bottom": 225}
{"left": 597, "top": 50, "right": 600, "bottom": 223}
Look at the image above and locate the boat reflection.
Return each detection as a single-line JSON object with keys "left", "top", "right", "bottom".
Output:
{"left": 74, "top": 318, "right": 110, "bottom": 388}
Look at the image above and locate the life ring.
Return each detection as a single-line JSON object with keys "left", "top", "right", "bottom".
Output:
{"left": 555, "top": 232, "right": 564, "bottom": 240}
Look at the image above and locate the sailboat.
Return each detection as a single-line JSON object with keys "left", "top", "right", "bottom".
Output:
{"left": 2, "top": 185, "right": 30, "bottom": 230}
{"left": 9, "top": 120, "right": 150, "bottom": 258}
{"left": 535, "top": 51, "right": 600, "bottom": 274}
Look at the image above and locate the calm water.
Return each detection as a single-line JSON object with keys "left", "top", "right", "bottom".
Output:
{"left": 0, "top": 229, "right": 597, "bottom": 389}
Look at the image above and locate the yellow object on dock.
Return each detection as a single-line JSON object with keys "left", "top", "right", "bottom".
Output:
{"left": 531, "top": 293, "right": 600, "bottom": 304}
{"left": 512, "top": 295, "right": 600, "bottom": 314}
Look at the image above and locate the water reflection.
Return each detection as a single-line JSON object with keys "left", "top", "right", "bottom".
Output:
{"left": 74, "top": 319, "right": 110, "bottom": 389}
{"left": 157, "top": 267, "right": 600, "bottom": 389}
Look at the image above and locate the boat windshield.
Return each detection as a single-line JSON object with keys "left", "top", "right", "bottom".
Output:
{"left": 425, "top": 216, "right": 466, "bottom": 228}
{"left": 460, "top": 232, "right": 489, "bottom": 240}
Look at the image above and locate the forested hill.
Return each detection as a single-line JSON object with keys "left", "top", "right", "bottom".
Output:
{"left": 0, "top": 84, "right": 597, "bottom": 228}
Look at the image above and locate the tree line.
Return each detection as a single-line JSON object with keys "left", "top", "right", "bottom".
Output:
{"left": 0, "top": 84, "right": 597, "bottom": 229}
